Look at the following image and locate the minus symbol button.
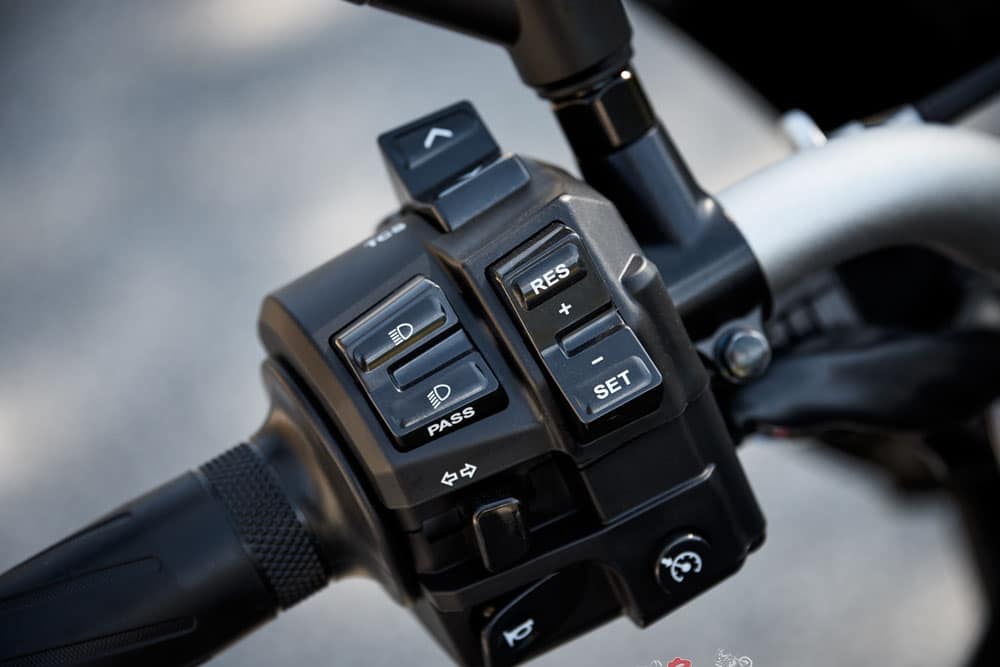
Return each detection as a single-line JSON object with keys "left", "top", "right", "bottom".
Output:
{"left": 591, "top": 356, "right": 605, "bottom": 366}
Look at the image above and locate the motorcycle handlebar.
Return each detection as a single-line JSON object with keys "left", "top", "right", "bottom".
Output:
{"left": 718, "top": 125, "right": 1000, "bottom": 295}
{"left": 0, "top": 445, "right": 329, "bottom": 666}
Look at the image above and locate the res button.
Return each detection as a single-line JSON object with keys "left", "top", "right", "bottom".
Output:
{"left": 493, "top": 226, "right": 611, "bottom": 345}
{"left": 512, "top": 243, "right": 586, "bottom": 310}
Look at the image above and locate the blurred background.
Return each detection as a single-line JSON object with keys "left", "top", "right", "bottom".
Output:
{"left": 1, "top": 1, "right": 998, "bottom": 665}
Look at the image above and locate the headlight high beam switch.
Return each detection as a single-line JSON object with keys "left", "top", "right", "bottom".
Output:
{"left": 492, "top": 224, "right": 662, "bottom": 435}
{"left": 334, "top": 277, "right": 505, "bottom": 451}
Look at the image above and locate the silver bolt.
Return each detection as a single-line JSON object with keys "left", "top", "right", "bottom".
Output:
{"left": 718, "top": 328, "right": 772, "bottom": 382}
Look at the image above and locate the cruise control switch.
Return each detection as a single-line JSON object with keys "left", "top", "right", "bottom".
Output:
{"left": 492, "top": 223, "right": 662, "bottom": 435}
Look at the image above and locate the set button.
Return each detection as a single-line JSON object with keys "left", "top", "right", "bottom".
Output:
{"left": 541, "top": 323, "right": 662, "bottom": 429}
{"left": 572, "top": 353, "right": 656, "bottom": 419}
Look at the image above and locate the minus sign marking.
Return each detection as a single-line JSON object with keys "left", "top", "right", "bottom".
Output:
{"left": 591, "top": 356, "right": 605, "bottom": 365}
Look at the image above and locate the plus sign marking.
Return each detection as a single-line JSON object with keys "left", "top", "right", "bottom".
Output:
{"left": 558, "top": 302, "right": 572, "bottom": 316}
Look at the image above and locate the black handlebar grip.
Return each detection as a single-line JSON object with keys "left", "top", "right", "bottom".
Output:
{"left": 0, "top": 444, "right": 329, "bottom": 666}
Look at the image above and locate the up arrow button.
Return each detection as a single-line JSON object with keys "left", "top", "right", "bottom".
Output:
{"left": 378, "top": 100, "right": 500, "bottom": 201}
{"left": 423, "top": 126, "right": 454, "bottom": 149}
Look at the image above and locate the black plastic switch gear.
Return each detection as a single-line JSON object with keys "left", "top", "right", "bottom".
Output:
{"left": 334, "top": 277, "right": 504, "bottom": 450}
{"left": 378, "top": 101, "right": 501, "bottom": 202}
{"left": 473, "top": 498, "right": 529, "bottom": 573}
{"left": 492, "top": 224, "right": 662, "bottom": 435}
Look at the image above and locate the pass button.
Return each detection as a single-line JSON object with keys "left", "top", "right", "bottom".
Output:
{"left": 387, "top": 353, "right": 504, "bottom": 449}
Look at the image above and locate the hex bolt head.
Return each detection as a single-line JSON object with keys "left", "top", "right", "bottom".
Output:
{"left": 718, "top": 328, "right": 772, "bottom": 382}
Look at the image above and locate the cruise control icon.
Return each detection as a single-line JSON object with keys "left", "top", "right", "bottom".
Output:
{"left": 661, "top": 550, "right": 703, "bottom": 583}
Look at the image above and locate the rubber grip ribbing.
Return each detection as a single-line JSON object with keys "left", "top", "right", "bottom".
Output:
{"left": 0, "top": 445, "right": 329, "bottom": 666}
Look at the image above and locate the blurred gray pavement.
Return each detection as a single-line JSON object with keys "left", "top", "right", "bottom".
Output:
{"left": 0, "top": 2, "right": 984, "bottom": 665}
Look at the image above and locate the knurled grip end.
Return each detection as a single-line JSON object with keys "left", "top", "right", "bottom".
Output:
{"left": 200, "top": 444, "right": 329, "bottom": 609}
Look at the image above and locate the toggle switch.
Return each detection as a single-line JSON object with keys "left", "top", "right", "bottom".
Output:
{"left": 334, "top": 276, "right": 505, "bottom": 451}
{"left": 337, "top": 277, "right": 458, "bottom": 371}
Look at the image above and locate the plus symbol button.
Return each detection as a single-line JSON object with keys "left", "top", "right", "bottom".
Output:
{"left": 558, "top": 303, "right": 572, "bottom": 316}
